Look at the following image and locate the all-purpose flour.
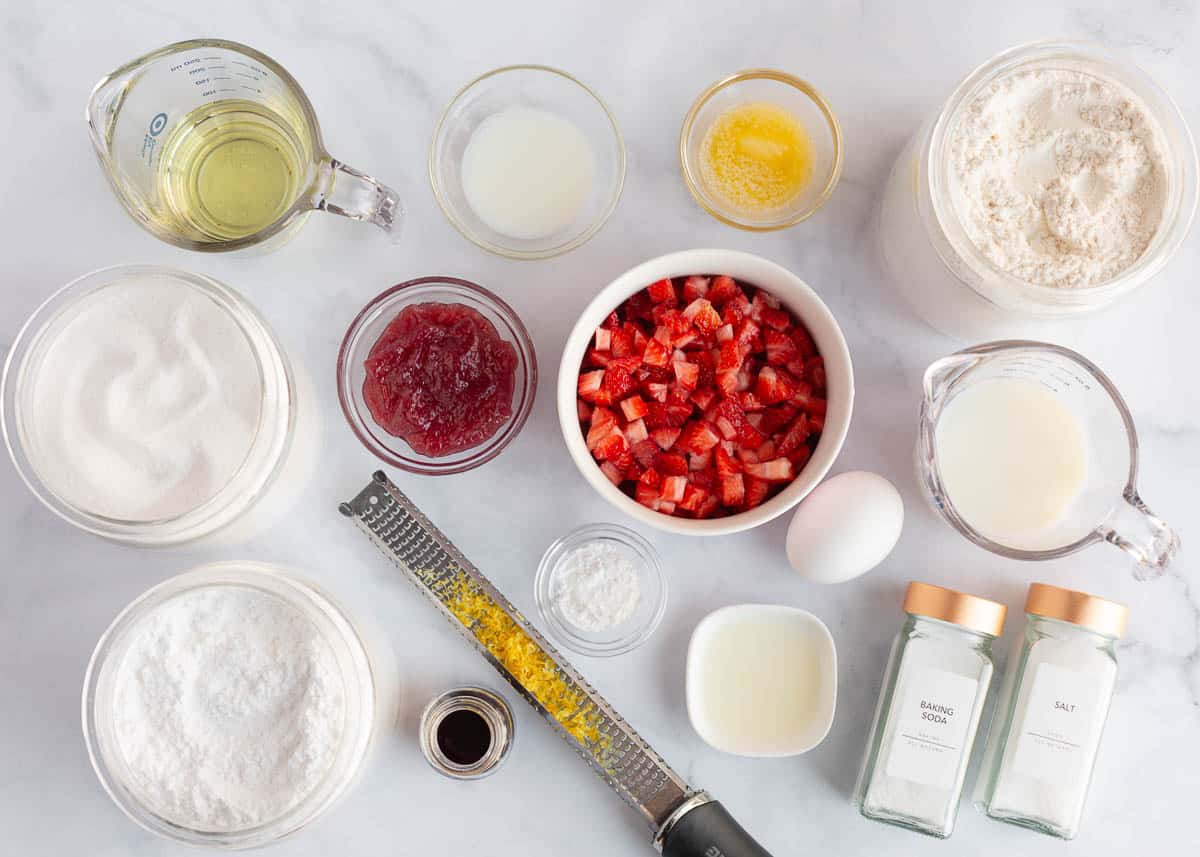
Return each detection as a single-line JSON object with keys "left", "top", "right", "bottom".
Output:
{"left": 949, "top": 68, "right": 1167, "bottom": 288}
{"left": 110, "top": 585, "right": 345, "bottom": 832}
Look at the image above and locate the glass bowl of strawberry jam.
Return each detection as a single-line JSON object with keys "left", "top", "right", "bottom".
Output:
{"left": 338, "top": 277, "right": 537, "bottom": 474}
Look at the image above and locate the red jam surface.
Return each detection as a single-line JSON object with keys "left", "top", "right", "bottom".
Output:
{"left": 363, "top": 302, "right": 518, "bottom": 457}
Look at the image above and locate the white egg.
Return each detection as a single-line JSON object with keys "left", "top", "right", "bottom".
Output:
{"left": 786, "top": 471, "right": 904, "bottom": 584}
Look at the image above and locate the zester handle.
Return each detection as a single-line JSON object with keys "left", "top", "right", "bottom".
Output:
{"left": 660, "top": 800, "right": 774, "bottom": 857}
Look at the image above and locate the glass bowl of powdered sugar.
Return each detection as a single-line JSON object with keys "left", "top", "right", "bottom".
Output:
{"left": 82, "top": 562, "right": 385, "bottom": 848}
{"left": 535, "top": 523, "right": 667, "bottom": 657}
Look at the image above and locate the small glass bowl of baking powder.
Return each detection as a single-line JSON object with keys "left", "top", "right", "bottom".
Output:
{"left": 534, "top": 523, "right": 667, "bottom": 657}
{"left": 82, "top": 562, "right": 388, "bottom": 849}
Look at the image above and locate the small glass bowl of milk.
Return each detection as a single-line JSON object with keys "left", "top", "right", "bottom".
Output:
{"left": 916, "top": 340, "right": 1179, "bottom": 578}
{"left": 430, "top": 65, "right": 625, "bottom": 259}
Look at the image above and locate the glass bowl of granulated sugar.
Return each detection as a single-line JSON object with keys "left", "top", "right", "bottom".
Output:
{"left": 535, "top": 523, "right": 667, "bottom": 657}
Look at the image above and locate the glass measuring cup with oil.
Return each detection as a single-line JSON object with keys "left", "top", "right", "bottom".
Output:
{"left": 87, "top": 39, "right": 401, "bottom": 252}
{"left": 916, "top": 341, "right": 1179, "bottom": 579}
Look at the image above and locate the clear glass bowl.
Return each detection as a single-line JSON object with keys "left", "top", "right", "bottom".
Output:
{"left": 337, "top": 277, "right": 537, "bottom": 475}
{"left": 81, "top": 562, "right": 382, "bottom": 849}
{"left": 680, "top": 69, "right": 843, "bottom": 230}
{"left": 0, "top": 264, "right": 295, "bottom": 545}
{"left": 534, "top": 523, "right": 667, "bottom": 657}
{"left": 429, "top": 64, "right": 626, "bottom": 259}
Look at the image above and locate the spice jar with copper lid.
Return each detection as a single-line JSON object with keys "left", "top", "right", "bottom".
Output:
{"left": 855, "top": 582, "right": 1007, "bottom": 838}
{"left": 974, "top": 583, "right": 1128, "bottom": 839}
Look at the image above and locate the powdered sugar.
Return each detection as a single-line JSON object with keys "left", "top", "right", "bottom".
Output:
{"left": 949, "top": 68, "right": 1167, "bottom": 288}
{"left": 110, "top": 585, "right": 345, "bottom": 832}
{"left": 551, "top": 542, "right": 642, "bottom": 632}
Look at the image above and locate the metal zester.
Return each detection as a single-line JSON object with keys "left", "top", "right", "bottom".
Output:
{"left": 340, "top": 472, "right": 772, "bottom": 857}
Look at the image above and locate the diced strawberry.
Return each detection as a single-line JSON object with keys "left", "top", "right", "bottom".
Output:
{"left": 715, "top": 323, "right": 734, "bottom": 343}
{"left": 601, "top": 310, "right": 621, "bottom": 330}
{"left": 624, "top": 418, "right": 648, "bottom": 444}
{"left": 749, "top": 290, "right": 780, "bottom": 321}
{"left": 673, "top": 359, "right": 699, "bottom": 391}
{"left": 610, "top": 328, "right": 635, "bottom": 358}
{"left": 653, "top": 306, "right": 691, "bottom": 339}
{"left": 660, "top": 475, "right": 687, "bottom": 504}
{"left": 761, "top": 307, "right": 792, "bottom": 331}
{"left": 713, "top": 399, "right": 752, "bottom": 442}
{"left": 697, "top": 494, "right": 721, "bottom": 518}
{"left": 807, "top": 356, "right": 827, "bottom": 391}
{"left": 758, "top": 403, "right": 800, "bottom": 435}
{"left": 632, "top": 439, "right": 660, "bottom": 468}
{"left": 746, "top": 412, "right": 763, "bottom": 430}
{"left": 653, "top": 325, "right": 673, "bottom": 346}
{"left": 635, "top": 480, "right": 660, "bottom": 508}
{"left": 756, "top": 440, "right": 776, "bottom": 461}
{"left": 734, "top": 320, "right": 762, "bottom": 352}
{"left": 792, "top": 325, "right": 818, "bottom": 358}
{"left": 639, "top": 467, "right": 662, "bottom": 488}
{"left": 717, "top": 368, "right": 739, "bottom": 396}
{"left": 756, "top": 366, "right": 799, "bottom": 405}
{"left": 595, "top": 327, "right": 613, "bottom": 351}
{"left": 647, "top": 278, "right": 677, "bottom": 304}
{"left": 665, "top": 402, "right": 694, "bottom": 426}
{"left": 642, "top": 337, "right": 671, "bottom": 368}
{"left": 655, "top": 452, "right": 689, "bottom": 476}
{"left": 674, "top": 331, "right": 699, "bottom": 350}
{"left": 620, "top": 396, "right": 649, "bottom": 421}
{"left": 606, "top": 366, "right": 638, "bottom": 400}
{"left": 590, "top": 405, "right": 617, "bottom": 430}
{"left": 691, "top": 388, "right": 717, "bottom": 410}
{"left": 785, "top": 444, "right": 812, "bottom": 470}
{"left": 682, "top": 298, "right": 722, "bottom": 335}
{"left": 721, "top": 472, "right": 745, "bottom": 506}
{"left": 677, "top": 421, "right": 721, "bottom": 454}
{"left": 600, "top": 461, "right": 624, "bottom": 486}
{"left": 722, "top": 296, "right": 749, "bottom": 326}
{"left": 714, "top": 445, "right": 742, "bottom": 479}
{"left": 650, "top": 426, "right": 682, "bottom": 450}
{"left": 764, "top": 329, "right": 799, "bottom": 366}
{"left": 682, "top": 276, "right": 711, "bottom": 302}
{"left": 645, "top": 382, "right": 669, "bottom": 402}
{"left": 707, "top": 275, "right": 741, "bottom": 306}
{"left": 689, "top": 466, "right": 717, "bottom": 491}
{"left": 791, "top": 381, "right": 826, "bottom": 415}
{"left": 745, "top": 458, "right": 794, "bottom": 482}
{"left": 624, "top": 292, "right": 653, "bottom": 322}
{"left": 775, "top": 413, "right": 810, "bottom": 456}
{"left": 743, "top": 476, "right": 771, "bottom": 509}
{"left": 593, "top": 428, "right": 629, "bottom": 462}
{"left": 578, "top": 369, "right": 605, "bottom": 401}
{"left": 740, "top": 420, "right": 768, "bottom": 448}
{"left": 739, "top": 391, "right": 766, "bottom": 412}
{"left": 809, "top": 412, "right": 825, "bottom": 433}
{"left": 658, "top": 501, "right": 678, "bottom": 515}
{"left": 584, "top": 347, "right": 611, "bottom": 367}
{"left": 786, "top": 358, "right": 808, "bottom": 382}
{"left": 577, "top": 399, "right": 592, "bottom": 422}
{"left": 738, "top": 446, "right": 759, "bottom": 465}
{"left": 678, "top": 484, "right": 707, "bottom": 513}
{"left": 688, "top": 449, "right": 713, "bottom": 471}
{"left": 717, "top": 339, "right": 742, "bottom": 372}
{"left": 587, "top": 416, "right": 614, "bottom": 452}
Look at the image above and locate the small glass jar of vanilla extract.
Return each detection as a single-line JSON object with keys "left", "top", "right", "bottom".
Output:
{"left": 419, "top": 687, "right": 514, "bottom": 779}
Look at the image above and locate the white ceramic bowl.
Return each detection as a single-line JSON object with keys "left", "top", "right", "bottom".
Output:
{"left": 557, "top": 249, "right": 854, "bottom": 535}
{"left": 685, "top": 603, "right": 837, "bottom": 757}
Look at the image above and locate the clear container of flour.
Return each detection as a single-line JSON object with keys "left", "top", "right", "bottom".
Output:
{"left": 878, "top": 40, "right": 1198, "bottom": 340}
{"left": 82, "top": 562, "right": 392, "bottom": 849}
{"left": 1, "top": 265, "right": 309, "bottom": 545}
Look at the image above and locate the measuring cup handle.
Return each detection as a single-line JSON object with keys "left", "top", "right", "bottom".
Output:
{"left": 1096, "top": 490, "right": 1180, "bottom": 579}
{"left": 315, "top": 159, "right": 402, "bottom": 241}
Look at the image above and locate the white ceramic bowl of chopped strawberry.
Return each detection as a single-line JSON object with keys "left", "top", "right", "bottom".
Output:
{"left": 558, "top": 249, "right": 854, "bottom": 535}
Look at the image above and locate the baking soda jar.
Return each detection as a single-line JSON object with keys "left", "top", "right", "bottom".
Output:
{"left": 878, "top": 40, "right": 1197, "bottom": 340}
{"left": 854, "top": 582, "right": 1007, "bottom": 838}
{"left": 974, "top": 583, "right": 1127, "bottom": 839}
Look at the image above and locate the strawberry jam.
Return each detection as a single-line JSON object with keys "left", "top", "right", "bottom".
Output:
{"left": 363, "top": 302, "right": 518, "bottom": 457}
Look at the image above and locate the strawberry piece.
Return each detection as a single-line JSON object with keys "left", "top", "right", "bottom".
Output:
{"left": 734, "top": 319, "right": 762, "bottom": 352}
{"left": 606, "top": 365, "right": 638, "bottom": 399}
{"left": 760, "top": 307, "right": 792, "bottom": 331}
{"left": 600, "top": 461, "right": 624, "bottom": 486}
{"left": 707, "top": 275, "right": 742, "bottom": 306}
{"left": 631, "top": 439, "right": 660, "bottom": 468}
{"left": 653, "top": 306, "right": 692, "bottom": 339}
{"left": 764, "top": 329, "right": 799, "bottom": 366}
{"left": 716, "top": 369, "right": 738, "bottom": 396}
{"left": 806, "top": 356, "right": 827, "bottom": 391}
{"left": 665, "top": 402, "right": 694, "bottom": 426}
{"left": 642, "top": 337, "right": 671, "bottom": 368}
{"left": 717, "top": 339, "right": 742, "bottom": 372}
{"left": 577, "top": 399, "right": 592, "bottom": 422}
{"left": 645, "top": 382, "right": 669, "bottom": 402}
{"left": 661, "top": 475, "right": 687, "bottom": 504}
{"left": 601, "top": 310, "right": 621, "bottom": 330}
{"left": 690, "top": 466, "right": 717, "bottom": 491}
{"left": 697, "top": 494, "right": 722, "bottom": 518}
{"left": 688, "top": 449, "right": 713, "bottom": 471}
{"left": 639, "top": 467, "right": 662, "bottom": 488}
{"left": 739, "top": 420, "right": 768, "bottom": 448}
{"left": 791, "top": 381, "right": 826, "bottom": 415}
{"left": 714, "top": 445, "right": 742, "bottom": 479}
{"left": 578, "top": 369, "right": 605, "bottom": 401}
{"left": 593, "top": 428, "right": 629, "bottom": 462}
{"left": 756, "top": 440, "right": 776, "bottom": 461}
{"left": 739, "top": 391, "right": 766, "bottom": 412}
{"left": 775, "top": 413, "right": 810, "bottom": 456}
{"left": 624, "top": 418, "right": 648, "bottom": 444}
{"left": 674, "top": 331, "right": 700, "bottom": 350}
{"left": 624, "top": 292, "right": 653, "bottom": 322}
{"left": 722, "top": 296, "right": 750, "bottom": 326}
{"left": 720, "top": 472, "right": 745, "bottom": 506}
{"left": 655, "top": 452, "right": 689, "bottom": 476}
{"left": 743, "top": 476, "right": 771, "bottom": 509}
{"left": 682, "top": 276, "right": 711, "bottom": 302}
{"left": 635, "top": 480, "right": 660, "bottom": 508}
{"left": 594, "top": 327, "right": 613, "bottom": 351}
{"left": 792, "top": 325, "right": 818, "bottom": 358}
{"left": 620, "top": 396, "right": 649, "bottom": 421}
{"left": 677, "top": 421, "right": 721, "bottom": 454}
{"left": 647, "top": 278, "right": 677, "bottom": 304}
{"left": 682, "top": 298, "right": 722, "bottom": 335}
{"left": 673, "top": 359, "right": 700, "bottom": 391}
{"left": 750, "top": 290, "right": 780, "bottom": 320}
{"left": 610, "top": 328, "right": 635, "bottom": 358}
{"left": 651, "top": 426, "right": 682, "bottom": 450}
{"left": 584, "top": 347, "right": 611, "bottom": 367}
{"left": 756, "top": 366, "right": 799, "bottom": 405}
{"left": 691, "top": 388, "right": 717, "bottom": 410}
{"left": 785, "top": 444, "right": 812, "bottom": 470}
{"left": 744, "top": 458, "right": 794, "bottom": 482}
{"left": 678, "top": 484, "right": 707, "bottom": 514}
{"left": 715, "top": 323, "right": 734, "bottom": 343}
{"left": 713, "top": 399, "right": 752, "bottom": 442}
{"left": 809, "top": 412, "right": 826, "bottom": 433}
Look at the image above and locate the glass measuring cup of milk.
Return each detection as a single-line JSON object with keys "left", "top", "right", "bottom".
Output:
{"left": 916, "top": 341, "right": 1179, "bottom": 578}
{"left": 87, "top": 39, "right": 401, "bottom": 252}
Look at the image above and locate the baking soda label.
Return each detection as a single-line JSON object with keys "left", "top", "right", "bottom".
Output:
{"left": 885, "top": 667, "right": 980, "bottom": 789}
{"left": 1012, "top": 662, "right": 1103, "bottom": 785}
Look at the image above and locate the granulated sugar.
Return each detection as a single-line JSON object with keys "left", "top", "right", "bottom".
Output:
{"left": 110, "top": 585, "right": 345, "bottom": 832}
{"left": 949, "top": 68, "right": 1167, "bottom": 288}
{"left": 551, "top": 542, "right": 641, "bottom": 632}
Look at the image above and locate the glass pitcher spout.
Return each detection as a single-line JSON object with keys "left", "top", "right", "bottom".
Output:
{"left": 314, "top": 159, "right": 403, "bottom": 240}
{"left": 1096, "top": 490, "right": 1181, "bottom": 579}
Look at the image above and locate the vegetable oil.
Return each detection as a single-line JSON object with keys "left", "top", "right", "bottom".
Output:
{"left": 156, "top": 100, "right": 311, "bottom": 242}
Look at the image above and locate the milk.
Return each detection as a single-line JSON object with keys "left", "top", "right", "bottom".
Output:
{"left": 461, "top": 106, "right": 595, "bottom": 240}
{"left": 934, "top": 377, "right": 1087, "bottom": 548}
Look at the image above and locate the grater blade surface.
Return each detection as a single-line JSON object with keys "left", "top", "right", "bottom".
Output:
{"left": 339, "top": 471, "right": 692, "bottom": 828}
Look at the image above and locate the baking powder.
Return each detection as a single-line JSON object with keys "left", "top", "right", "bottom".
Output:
{"left": 110, "top": 585, "right": 345, "bottom": 831}
{"left": 949, "top": 68, "right": 1167, "bottom": 288}
{"left": 551, "top": 542, "right": 641, "bottom": 632}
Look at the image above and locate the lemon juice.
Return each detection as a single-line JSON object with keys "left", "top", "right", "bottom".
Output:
{"left": 156, "top": 100, "right": 311, "bottom": 242}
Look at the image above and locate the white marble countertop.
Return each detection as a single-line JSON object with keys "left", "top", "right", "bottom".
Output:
{"left": 2, "top": 0, "right": 1197, "bottom": 854}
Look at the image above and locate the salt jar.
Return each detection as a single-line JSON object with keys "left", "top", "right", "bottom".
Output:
{"left": 975, "top": 583, "right": 1127, "bottom": 839}
{"left": 854, "top": 582, "right": 1007, "bottom": 838}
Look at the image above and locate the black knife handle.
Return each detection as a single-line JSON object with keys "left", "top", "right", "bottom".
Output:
{"left": 660, "top": 799, "right": 773, "bottom": 857}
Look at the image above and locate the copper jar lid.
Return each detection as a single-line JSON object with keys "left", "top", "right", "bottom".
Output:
{"left": 1025, "top": 583, "right": 1128, "bottom": 639}
{"left": 903, "top": 581, "right": 1007, "bottom": 637}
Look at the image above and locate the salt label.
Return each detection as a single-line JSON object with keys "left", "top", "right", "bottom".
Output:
{"left": 1012, "top": 662, "right": 1104, "bottom": 786}
{"left": 884, "top": 667, "right": 980, "bottom": 790}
